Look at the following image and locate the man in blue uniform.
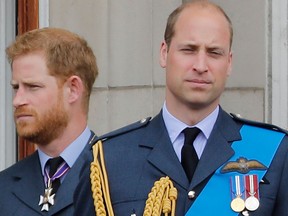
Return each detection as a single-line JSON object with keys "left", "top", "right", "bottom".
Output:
{"left": 0, "top": 28, "right": 98, "bottom": 215}
{"left": 74, "top": 1, "right": 288, "bottom": 215}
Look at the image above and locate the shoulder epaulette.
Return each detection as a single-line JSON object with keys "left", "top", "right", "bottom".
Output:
{"left": 230, "top": 113, "right": 288, "bottom": 135}
{"left": 89, "top": 117, "right": 152, "bottom": 146}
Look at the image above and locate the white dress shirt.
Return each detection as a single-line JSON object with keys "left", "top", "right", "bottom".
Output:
{"left": 162, "top": 102, "right": 219, "bottom": 161}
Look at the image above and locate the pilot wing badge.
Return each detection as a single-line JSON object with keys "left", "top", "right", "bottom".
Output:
{"left": 220, "top": 157, "right": 267, "bottom": 174}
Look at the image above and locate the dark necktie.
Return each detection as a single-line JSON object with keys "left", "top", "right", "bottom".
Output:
{"left": 181, "top": 127, "right": 201, "bottom": 182}
{"left": 46, "top": 157, "right": 64, "bottom": 194}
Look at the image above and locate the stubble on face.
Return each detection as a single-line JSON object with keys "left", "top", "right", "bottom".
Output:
{"left": 161, "top": 4, "right": 232, "bottom": 125}
{"left": 14, "top": 91, "right": 69, "bottom": 146}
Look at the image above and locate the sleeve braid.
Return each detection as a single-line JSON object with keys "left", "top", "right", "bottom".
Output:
{"left": 143, "top": 176, "right": 178, "bottom": 216}
{"left": 90, "top": 140, "right": 114, "bottom": 216}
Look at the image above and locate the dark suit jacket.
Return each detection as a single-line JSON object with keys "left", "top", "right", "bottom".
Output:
{"left": 0, "top": 133, "right": 94, "bottom": 216}
{"left": 74, "top": 109, "right": 288, "bottom": 216}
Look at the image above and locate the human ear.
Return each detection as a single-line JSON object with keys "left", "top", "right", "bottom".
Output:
{"left": 65, "top": 75, "right": 84, "bottom": 104}
{"left": 227, "top": 51, "right": 233, "bottom": 77}
{"left": 159, "top": 41, "right": 168, "bottom": 68}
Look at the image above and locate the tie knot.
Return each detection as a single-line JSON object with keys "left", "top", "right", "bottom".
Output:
{"left": 183, "top": 127, "right": 201, "bottom": 146}
{"left": 47, "top": 156, "right": 64, "bottom": 177}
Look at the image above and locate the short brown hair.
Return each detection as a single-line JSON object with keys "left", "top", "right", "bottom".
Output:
{"left": 6, "top": 27, "right": 98, "bottom": 113}
{"left": 164, "top": 0, "right": 233, "bottom": 50}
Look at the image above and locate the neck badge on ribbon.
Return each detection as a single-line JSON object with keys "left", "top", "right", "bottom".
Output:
{"left": 39, "top": 162, "right": 69, "bottom": 211}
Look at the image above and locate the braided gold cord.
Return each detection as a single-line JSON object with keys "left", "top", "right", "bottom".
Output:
{"left": 90, "top": 140, "right": 114, "bottom": 216}
{"left": 143, "top": 176, "right": 178, "bottom": 216}
{"left": 90, "top": 160, "right": 105, "bottom": 215}
{"left": 90, "top": 140, "right": 178, "bottom": 216}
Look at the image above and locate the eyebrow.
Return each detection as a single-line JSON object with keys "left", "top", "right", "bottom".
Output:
{"left": 10, "top": 79, "right": 44, "bottom": 87}
{"left": 10, "top": 81, "right": 18, "bottom": 86}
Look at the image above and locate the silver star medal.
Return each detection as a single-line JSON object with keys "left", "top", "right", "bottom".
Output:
{"left": 39, "top": 187, "right": 55, "bottom": 211}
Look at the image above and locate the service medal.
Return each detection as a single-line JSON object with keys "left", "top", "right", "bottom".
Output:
{"left": 231, "top": 196, "right": 245, "bottom": 212}
{"left": 245, "top": 175, "right": 260, "bottom": 211}
{"left": 245, "top": 196, "right": 260, "bottom": 211}
{"left": 230, "top": 175, "right": 245, "bottom": 212}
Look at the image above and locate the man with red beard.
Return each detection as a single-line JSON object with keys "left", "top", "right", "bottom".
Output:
{"left": 0, "top": 28, "right": 98, "bottom": 215}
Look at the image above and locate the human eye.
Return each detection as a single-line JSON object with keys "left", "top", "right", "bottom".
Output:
{"left": 208, "top": 48, "right": 224, "bottom": 58}
{"left": 180, "top": 46, "right": 197, "bottom": 54}
{"left": 11, "top": 84, "right": 19, "bottom": 92}
{"left": 26, "top": 83, "right": 42, "bottom": 91}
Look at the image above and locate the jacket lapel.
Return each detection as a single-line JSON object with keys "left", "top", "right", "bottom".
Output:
{"left": 141, "top": 109, "right": 242, "bottom": 191}
{"left": 48, "top": 141, "right": 91, "bottom": 215}
{"left": 12, "top": 133, "right": 94, "bottom": 215}
{"left": 12, "top": 152, "right": 46, "bottom": 215}
{"left": 141, "top": 113, "right": 189, "bottom": 189}
{"left": 191, "top": 109, "right": 242, "bottom": 188}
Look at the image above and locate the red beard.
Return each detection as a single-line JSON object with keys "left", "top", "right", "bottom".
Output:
{"left": 14, "top": 95, "right": 69, "bottom": 145}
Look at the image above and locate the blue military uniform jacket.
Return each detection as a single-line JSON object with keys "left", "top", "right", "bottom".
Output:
{"left": 0, "top": 133, "right": 95, "bottom": 216}
{"left": 74, "top": 109, "right": 288, "bottom": 216}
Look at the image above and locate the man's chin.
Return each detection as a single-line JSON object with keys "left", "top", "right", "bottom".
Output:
{"left": 17, "top": 128, "right": 38, "bottom": 141}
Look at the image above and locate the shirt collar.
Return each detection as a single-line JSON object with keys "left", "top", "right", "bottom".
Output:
{"left": 38, "top": 126, "right": 91, "bottom": 176}
{"left": 162, "top": 102, "right": 219, "bottom": 143}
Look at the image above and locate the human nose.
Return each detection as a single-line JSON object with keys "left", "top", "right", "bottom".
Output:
{"left": 192, "top": 52, "right": 208, "bottom": 73}
{"left": 13, "top": 88, "right": 27, "bottom": 108}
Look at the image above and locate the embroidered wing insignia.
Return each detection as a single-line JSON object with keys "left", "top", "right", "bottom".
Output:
{"left": 221, "top": 157, "right": 267, "bottom": 174}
